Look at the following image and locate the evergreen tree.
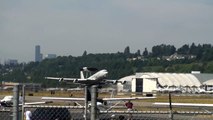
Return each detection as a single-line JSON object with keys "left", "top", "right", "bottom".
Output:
{"left": 135, "top": 49, "right": 141, "bottom": 56}
{"left": 189, "top": 43, "right": 197, "bottom": 55}
{"left": 143, "top": 48, "right": 148, "bottom": 57}
{"left": 82, "top": 50, "right": 87, "bottom": 56}
{"left": 124, "top": 46, "right": 130, "bottom": 57}
{"left": 177, "top": 44, "right": 190, "bottom": 54}
{"left": 152, "top": 44, "right": 176, "bottom": 57}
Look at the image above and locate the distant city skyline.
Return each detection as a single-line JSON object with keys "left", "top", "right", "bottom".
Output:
{"left": 35, "top": 45, "right": 42, "bottom": 62}
{"left": 1, "top": 0, "right": 213, "bottom": 62}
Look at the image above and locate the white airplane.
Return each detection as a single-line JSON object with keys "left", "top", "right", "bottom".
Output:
{"left": 45, "top": 67, "right": 126, "bottom": 86}
{"left": 42, "top": 96, "right": 156, "bottom": 111}
{"left": 153, "top": 102, "right": 213, "bottom": 108}
{"left": 0, "top": 95, "right": 51, "bottom": 107}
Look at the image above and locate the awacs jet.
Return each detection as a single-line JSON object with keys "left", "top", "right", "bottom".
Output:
{"left": 45, "top": 67, "right": 126, "bottom": 86}
{"left": 0, "top": 95, "right": 51, "bottom": 107}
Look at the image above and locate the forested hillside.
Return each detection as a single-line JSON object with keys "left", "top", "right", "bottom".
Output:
{"left": 0, "top": 43, "right": 213, "bottom": 87}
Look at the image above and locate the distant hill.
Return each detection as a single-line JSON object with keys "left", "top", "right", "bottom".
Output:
{"left": 0, "top": 43, "right": 213, "bottom": 87}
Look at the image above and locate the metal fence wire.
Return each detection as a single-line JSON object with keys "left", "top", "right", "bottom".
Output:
{"left": 1, "top": 105, "right": 213, "bottom": 120}
{"left": 0, "top": 110, "right": 12, "bottom": 120}
{"left": 24, "top": 105, "right": 213, "bottom": 120}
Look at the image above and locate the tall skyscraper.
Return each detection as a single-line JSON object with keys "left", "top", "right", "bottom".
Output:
{"left": 35, "top": 45, "right": 43, "bottom": 62}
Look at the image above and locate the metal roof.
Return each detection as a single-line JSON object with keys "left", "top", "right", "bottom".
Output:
{"left": 203, "top": 79, "right": 213, "bottom": 85}
{"left": 119, "top": 73, "right": 213, "bottom": 87}
{"left": 118, "top": 75, "right": 135, "bottom": 83}
{"left": 136, "top": 73, "right": 202, "bottom": 87}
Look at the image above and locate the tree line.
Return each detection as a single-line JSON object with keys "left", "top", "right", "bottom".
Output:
{"left": 0, "top": 43, "right": 213, "bottom": 87}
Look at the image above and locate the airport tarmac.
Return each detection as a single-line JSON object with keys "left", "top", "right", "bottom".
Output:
{"left": 0, "top": 95, "right": 43, "bottom": 102}
{"left": 1, "top": 94, "right": 213, "bottom": 120}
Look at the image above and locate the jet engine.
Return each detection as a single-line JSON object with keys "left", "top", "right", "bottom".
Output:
{"left": 73, "top": 79, "right": 78, "bottom": 83}
{"left": 59, "top": 78, "right": 64, "bottom": 82}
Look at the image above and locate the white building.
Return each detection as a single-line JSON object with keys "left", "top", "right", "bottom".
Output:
{"left": 4, "top": 59, "right": 18, "bottom": 65}
{"left": 117, "top": 72, "right": 213, "bottom": 94}
{"left": 45, "top": 54, "right": 57, "bottom": 59}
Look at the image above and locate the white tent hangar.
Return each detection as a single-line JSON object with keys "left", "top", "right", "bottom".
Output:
{"left": 117, "top": 72, "right": 202, "bottom": 93}
{"left": 203, "top": 79, "right": 213, "bottom": 91}
{"left": 203, "top": 79, "right": 213, "bottom": 85}
{"left": 117, "top": 75, "right": 135, "bottom": 92}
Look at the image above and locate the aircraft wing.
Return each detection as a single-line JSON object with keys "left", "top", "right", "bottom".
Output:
{"left": 153, "top": 102, "right": 213, "bottom": 107}
{"left": 42, "top": 97, "right": 85, "bottom": 101}
{"left": 104, "top": 79, "right": 117, "bottom": 84}
{"left": 102, "top": 97, "right": 156, "bottom": 101}
{"left": 104, "top": 79, "right": 126, "bottom": 84}
{"left": 45, "top": 77, "right": 87, "bottom": 83}
{"left": 42, "top": 97, "right": 155, "bottom": 102}
{"left": 20, "top": 101, "right": 52, "bottom": 106}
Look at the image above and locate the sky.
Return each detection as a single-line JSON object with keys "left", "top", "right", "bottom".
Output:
{"left": 0, "top": 0, "right": 213, "bottom": 63}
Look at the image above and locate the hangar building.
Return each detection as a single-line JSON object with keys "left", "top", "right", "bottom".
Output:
{"left": 117, "top": 72, "right": 213, "bottom": 93}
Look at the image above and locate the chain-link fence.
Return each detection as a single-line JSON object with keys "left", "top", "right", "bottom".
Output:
{"left": 1, "top": 105, "right": 213, "bottom": 120}
{"left": 2, "top": 106, "right": 213, "bottom": 120}
{"left": 0, "top": 110, "right": 12, "bottom": 120}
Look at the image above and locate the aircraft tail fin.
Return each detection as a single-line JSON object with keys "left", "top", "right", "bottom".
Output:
{"left": 80, "top": 71, "right": 85, "bottom": 79}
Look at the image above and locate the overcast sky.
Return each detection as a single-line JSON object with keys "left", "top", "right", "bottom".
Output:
{"left": 0, "top": 0, "right": 213, "bottom": 63}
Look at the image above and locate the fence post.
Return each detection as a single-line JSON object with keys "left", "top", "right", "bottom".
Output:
{"left": 90, "top": 85, "right": 97, "bottom": 120}
{"left": 169, "top": 92, "right": 173, "bottom": 120}
{"left": 13, "top": 85, "right": 19, "bottom": 120}
{"left": 21, "top": 85, "right": 25, "bottom": 120}
{"left": 84, "top": 86, "right": 88, "bottom": 120}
